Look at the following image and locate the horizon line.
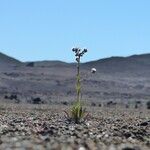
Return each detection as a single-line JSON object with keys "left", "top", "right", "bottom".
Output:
{"left": 0, "top": 51, "right": 150, "bottom": 63}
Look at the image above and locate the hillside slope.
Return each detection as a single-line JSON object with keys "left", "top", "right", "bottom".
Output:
{"left": 0, "top": 52, "right": 150, "bottom": 103}
{"left": 83, "top": 54, "right": 150, "bottom": 76}
{"left": 0, "top": 52, "right": 22, "bottom": 66}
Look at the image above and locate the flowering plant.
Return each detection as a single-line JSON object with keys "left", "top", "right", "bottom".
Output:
{"left": 64, "top": 47, "right": 96, "bottom": 123}
{"left": 64, "top": 47, "right": 88, "bottom": 123}
{"left": 72, "top": 47, "right": 87, "bottom": 102}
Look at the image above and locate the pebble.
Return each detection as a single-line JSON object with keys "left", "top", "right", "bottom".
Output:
{"left": 78, "top": 146, "right": 86, "bottom": 150}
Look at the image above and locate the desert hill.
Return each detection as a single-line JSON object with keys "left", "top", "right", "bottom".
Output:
{"left": 0, "top": 52, "right": 22, "bottom": 66}
{"left": 0, "top": 52, "right": 150, "bottom": 104}
{"left": 83, "top": 54, "right": 150, "bottom": 76}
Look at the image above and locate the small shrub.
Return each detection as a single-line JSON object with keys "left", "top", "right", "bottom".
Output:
{"left": 125, "top": 104, "right": 129, "bottom": 108}
{"left": 135, "top": 104, "right": 138, "bottom": 109}
{"left": 106, "top": 101, "right": 117, "bottom": 107}
{"left": 136, "top": 101, "right": 141, "bottom": 104}
{"left": 4, "top": 94, "right": 17, "bottom": 100}
{"left": 99, "top": 103, "right": 102, "bottom": 107}
{"left": 26, "top": 62, "right": 34, "bottom": 67}
{"left": 61, "top": 101, "right": 68, "bottom": 106}
{"left": 70, "top": 101, "right": 86, "bottom": 123}
{"left": 64, "top": 101, "right": 89, "bottom": 124}
{"left": 146, "top": 101, "right": 150, "bottom": 109}
{"left": 4, "top": 95, "right": 8, "bottom": 99}
{"left": 91, "top": 102, "right": 96, "bottom": 107}
{"left": 32, "top": 97, "right": 42, "bottom": 104}
{"left": 134, "top": 101, "right": 142, "bottom": 109}
{"left": 10, "top": 94, "right": 17, "bottom": 100}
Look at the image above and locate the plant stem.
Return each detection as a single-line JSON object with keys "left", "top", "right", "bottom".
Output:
{"left": 77, "top": 57, "right": 80, "bottom": 102}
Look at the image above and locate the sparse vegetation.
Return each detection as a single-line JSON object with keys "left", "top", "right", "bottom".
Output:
{"left": 146, "top": 101, "right": 150, "bottom": 109}
{"left": 125, "top": 104, "right": 129, "bottom": 109}
{"left": 70, "top": 101, "right": 86, "bottom": 123}
{"left": 61, "top": 101, "right": 68, "bottom": 106}
{"left": 98, "top": 103, "right": 102, "bottom": 107}
{"left": 91, "top": 102, "right": 96, "bottom": 107}
{"left": 26, "top": 62, "right": 34, "bottom": 67}
{"left": 135, "top": 103, "right": 138, "bottom": 109}
{"left": 31, "top": 97, "right": 43, "bottom": 104}
{"left": 106, "top": 101, "right": 117, "bottom": 107}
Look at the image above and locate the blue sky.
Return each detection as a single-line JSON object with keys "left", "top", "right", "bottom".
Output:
{"left": 0, "top": 0, "right": 150, "bottom": 62}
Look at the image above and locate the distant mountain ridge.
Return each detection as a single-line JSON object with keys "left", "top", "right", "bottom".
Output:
{"left": 32, "top": 53, "right": 150, "bottom": 69}
{"left": 0, "top": 51, "right": 150, "bottom": 103}
{"left": 0, "top": 52, "right": 22, "bottom": 65}
{"left": 0, "top": 51, "right": 150, "bottom": 65}
{"left": 0, "top": 51, "right": 150, "bottom": 74}
{"left": 84, "top": 53, "right": 150, "bottom": 64}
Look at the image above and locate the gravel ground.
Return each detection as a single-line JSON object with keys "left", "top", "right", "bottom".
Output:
{"left": 0, "top": 104, "right": 149, "bottom": 150}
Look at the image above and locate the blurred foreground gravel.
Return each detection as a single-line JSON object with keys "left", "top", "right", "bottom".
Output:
{"left": 0, "top": 104, "right": 149, "bottom": 150}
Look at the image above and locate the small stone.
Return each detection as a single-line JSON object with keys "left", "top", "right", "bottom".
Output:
{"left": 89, "top": 132, "right": 93, "bottom": 136}
{"left": 96, "top": 134, "right": 102, "bottom": 139}
{"left": 104, "top": 134, "right": 109, "bottom": 138}
{"left": 140, "top": 122, "right": 148, "bottom": 126}
{"left": 11, "top": 137, "right": 18, "bottom": 142}
{"left": 78, "top": 146, "right": 86, "bottom": 150}
{"left": 69, "top": 126, "right": 75, "bottom": 131}
{"left": 85, "top": 122, "right": 90, "bottom": 127}
{"left": 128, "top": 137, "right": 136, "bottom": 143}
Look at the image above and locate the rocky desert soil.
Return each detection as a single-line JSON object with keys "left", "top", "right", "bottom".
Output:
{"left": 0, "top": 103, "right": 149, "bottom": 150}
{"left": 0, "top": 52, "right": 150, "bottom": 150}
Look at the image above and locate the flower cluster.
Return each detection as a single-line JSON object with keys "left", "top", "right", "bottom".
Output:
{"left": 72, "top": 48, "right": 88, "bottom": 62}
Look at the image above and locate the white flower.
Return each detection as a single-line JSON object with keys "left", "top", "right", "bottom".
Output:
{"left": 91, "top": 68, "right": 96, "bottom": 73}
